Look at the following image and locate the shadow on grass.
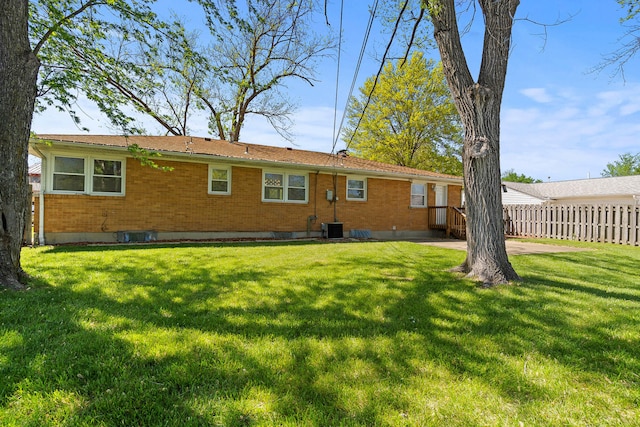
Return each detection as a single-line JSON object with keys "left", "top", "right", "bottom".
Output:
{"left": 2, "top": 241, "right": 639, "bottom": 425}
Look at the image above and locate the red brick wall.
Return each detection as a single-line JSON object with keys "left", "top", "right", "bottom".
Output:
{"left": 34, "top": 158, "right": 462, "bottom": 236}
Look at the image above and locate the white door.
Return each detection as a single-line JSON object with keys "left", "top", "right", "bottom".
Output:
{"left": 435, "top": 185, "right": 448, "bottom": 225}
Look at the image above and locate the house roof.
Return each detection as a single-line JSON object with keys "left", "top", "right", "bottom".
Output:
{"left": 503, "top": 175, "right": 640, "bottom": 200}
{"left": 28, "top": 162, "right": 41, "bottom": 175}
{"left": 30, "top": 134, "right": 462, "bottom": 182}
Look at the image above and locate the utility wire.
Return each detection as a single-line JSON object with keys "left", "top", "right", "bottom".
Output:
{"left": 331, "top": 0, "right": 378, "bottom": 153}
{"left": 330, "top": 0, "right": 344, "bottom": 154}
{"left": 343, "top": 0, "right": 409, "bottom": 152}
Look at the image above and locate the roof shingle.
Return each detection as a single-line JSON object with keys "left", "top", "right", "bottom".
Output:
{"left": 503, "top": 175, "right": 640, "bottom": 199}
{"left": 32, "top": 134, "right": 462, "bottom": 182}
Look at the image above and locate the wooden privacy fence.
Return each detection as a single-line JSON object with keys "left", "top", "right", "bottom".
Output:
{"left": 504, "top": 204, "right": 640, "bottom": 246}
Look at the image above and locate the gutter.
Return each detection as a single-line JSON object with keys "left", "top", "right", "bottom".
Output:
{"left": 30, "top": 138, "right": 462, "bottom": 186}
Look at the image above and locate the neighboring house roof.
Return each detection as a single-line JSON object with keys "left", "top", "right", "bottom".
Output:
{"left": 503, "top": 175, "right": 640, "bottom": 202}
{"left": 30, "top": 134, "right": 462, "bottom": 183}
{"left": 28, "top": 162, "right": 41, "bottom": 176}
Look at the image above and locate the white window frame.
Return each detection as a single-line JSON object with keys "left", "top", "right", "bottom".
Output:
{"left": 262, "top": 170, "right": 308, "bottom": 203}
{"left": 91, "top": 158, "right": 124, "bottom": 195}
{"left": 410, "top": 182, "right": 427, "bottom": 208}
{"left": 346, "top": 176, "right": 367, "bottom": 201}
{"left": 208, "top": 165, "right": 231, "bottom": 195}
{"left": 50, "top": 154, "right": 126, "bottom": 196}
{"left": 52, "top": 155, "right": 86, "bottom": 193}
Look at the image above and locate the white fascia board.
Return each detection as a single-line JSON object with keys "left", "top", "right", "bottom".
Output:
{"left": 30, "top": 139, "right": 463, "bottom": 185}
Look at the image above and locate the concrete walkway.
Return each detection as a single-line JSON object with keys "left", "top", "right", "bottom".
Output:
{"left": 415, "top": 238, "right": 591, "bottom": 255}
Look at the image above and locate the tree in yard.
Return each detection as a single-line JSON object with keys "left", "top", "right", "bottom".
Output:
{"left": 31, "top": 0, "right": 174, "bottom": 135}
{"left": 1, "top": 1, "right": 39, "bottom": 289}
{"left": 40, "top": 0, "right": 335, "bottom": 142}
{"left": 423, "top": 0, "right": 521, "bottom": 285}
{"left": 1, "top": 0, "right": 163, "bottom": 289}
{"left": 343, "top": 52, "right": 463, "bottom": 176}
{"left": 195, "top": 0, "right": 335, "bottom": 142}
{"left": 601, "top": 152, "right": 640, "bottom": 177}
{"left": 501, "top": 169, "right": 542, "bottom": 183}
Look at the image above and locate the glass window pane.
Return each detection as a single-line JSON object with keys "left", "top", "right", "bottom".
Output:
{"left": 411, "top": 195, "right": 425, "bottom": 206}
{"left": 93, "top": 176, "right": 121, "bottom": 193}
{"left": 211, "top": 169, "right": 228, "bottom": 180}
{"left": 348, "top": 189, "right": 364, "bottom": 199}
{"left": 93, "top": 159, "right": 121, "bottom": 176}
{"left": 348, "top": 179, "right": 364, "bottom": 190}
{"left": 211, "top": 181, "right": 228, "bottom": 192}
{"left": 265, "top": 187, "right": 283, "bottom": 200}
{"left": 265, "top": 173, "right": 283, "bottom": 187}
{"left": 55, "top": 157, "right": 84, "bottom": 174}
{"left": 288, "top": 188, "right": 306, "bottom": 201}
{"left": 53, "top": 174, "right": 84, "bottom": 191}
{"left": 412, "top": 184, "right": 425, "bottom": 196}
{"left": 288, "top": 174, "right": 306, "bottom": 188}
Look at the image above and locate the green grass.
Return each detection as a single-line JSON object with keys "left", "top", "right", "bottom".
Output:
{"left": 2, "top": 239, "right": 639, "bottom": 426}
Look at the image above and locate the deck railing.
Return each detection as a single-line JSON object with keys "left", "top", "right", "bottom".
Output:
{"left": 428, "top": 206, "right": 466, "bottom": 240}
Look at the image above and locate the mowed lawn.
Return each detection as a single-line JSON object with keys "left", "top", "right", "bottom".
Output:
{"left": 2, "top": 240, "right": 639, "bottom": 426}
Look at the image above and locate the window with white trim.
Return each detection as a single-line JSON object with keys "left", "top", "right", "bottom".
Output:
{"left": 411, "top": 183, "right": 427, "bottom": 207}
{"left": 51, "top": 155, "right": 125, "bottom": 195}
{"left": 263, "top": 170, "right": 308, "bottom": 203}
{"left": 346, "top": 176, "right": 366, "bottom": 201}
{"left": 53, "top": 156, "right": 85, "bottom": 192}
{"left": 209, "top": 165, "right": 231, "bottom": 194}
{"left": 92, "top": 159, "right": 122, "bottom": 193}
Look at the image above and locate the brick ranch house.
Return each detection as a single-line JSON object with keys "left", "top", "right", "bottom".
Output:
{"left": 28, "top": 134, "right": 464, "bottom": 244}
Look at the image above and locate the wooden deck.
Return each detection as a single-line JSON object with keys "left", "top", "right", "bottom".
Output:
{"left": 428, "top": 206, "right": 466, "bottom": 240}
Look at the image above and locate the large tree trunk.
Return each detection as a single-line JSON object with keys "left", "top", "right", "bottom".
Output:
{"left": 429, "top": 0, "right": 521, "bottom": 285}
{"left": 0, "top": 0, "right": 40, "bottom": 289}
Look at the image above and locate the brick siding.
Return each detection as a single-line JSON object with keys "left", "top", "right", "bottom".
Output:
{"left": 34, "top": 158, "right": 462, "bottom": 238}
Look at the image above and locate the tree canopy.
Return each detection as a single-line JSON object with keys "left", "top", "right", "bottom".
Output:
{"left": 501, "top": 169, "right": 542, "bottom": 183}
{"left": 601, "top": 152, "right": 640, "bottom": 177}
{"left": 343, "top": 52, "right": 463, "bottom": 175}
{"left": 31, "top": 0, "right": 335, "bottom": 141}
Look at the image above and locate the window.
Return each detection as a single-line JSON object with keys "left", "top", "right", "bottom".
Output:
{"left": 287, "top": 174, "right": 306, "bottom": 201}
{"left": 264, "top": 172, "right": 284, "bottom": 200}
{"left": 209, "top": 166, "right": 231, "bottom": 194}
{"left": 92, "top": 159, "right": 122, "bottom": 193}
{"left": 346, "top": 176, "right": 366, "bottom": 201}
{"left": 411, "top": 183, "right": 427, "bottom": 207}
{"left": 51, "top": 155, "right": 125, "bottom": 195}
{"left": 263, "top": 171, "right": 307, "bottom": 203}
{"left": 53, "top": 156, "right": 85, "bottom": 192}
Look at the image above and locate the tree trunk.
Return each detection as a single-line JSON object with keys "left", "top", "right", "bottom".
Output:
{"left": 0, "top": 0, "right": 40, "bottom": 289}
{"left": 429, "top": 0, "right": 521, "bottom": 285}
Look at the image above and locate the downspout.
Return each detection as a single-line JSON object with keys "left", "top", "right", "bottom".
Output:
{"left": 307, "top": 172, "right": 319, "bottom": 237}
{"left": 333, "top": 172, "right": 338, "bottom": 222}
{"left": 31, "top": 144, "right": 46, "bottom": 245}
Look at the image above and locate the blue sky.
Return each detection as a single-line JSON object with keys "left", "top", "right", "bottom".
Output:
{"left": 32, "top": 1, "right": 640, "bottom": 181}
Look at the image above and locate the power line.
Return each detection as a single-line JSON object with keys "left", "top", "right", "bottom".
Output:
{"left": 330, "top": 0, "right": 379, "bottom": 155}
{"left": 342, "top": 0, "right": 409, "bottom": 152}
{"left": 330, "top": 0, "right": 344, "bottom": 154}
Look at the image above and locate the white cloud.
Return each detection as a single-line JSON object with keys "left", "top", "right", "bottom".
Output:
{"left": 520, "top": 88, "right": 553, "bottom": 103}
{"left": 501, "top": 85, "right": 640, "bottom": 180}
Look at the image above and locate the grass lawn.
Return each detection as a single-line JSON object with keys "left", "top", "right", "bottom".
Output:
{"left": 2, "top": 239, "right": 639, "bottom": 426}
